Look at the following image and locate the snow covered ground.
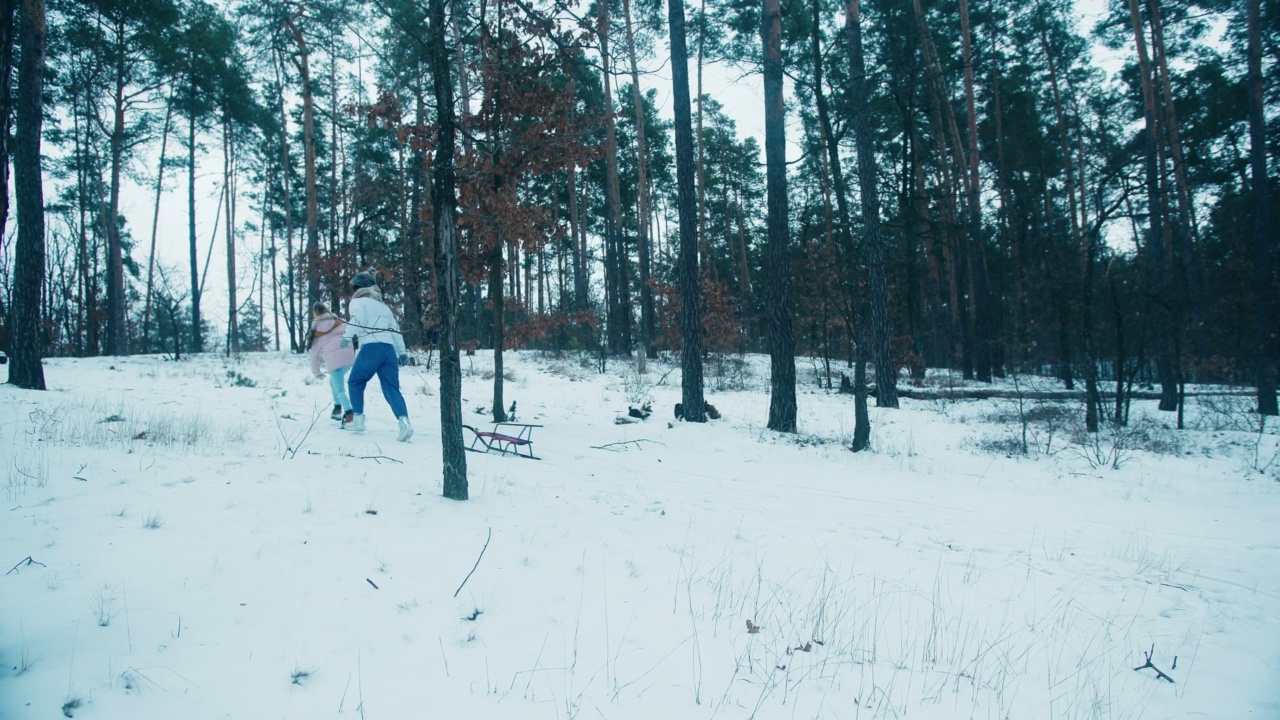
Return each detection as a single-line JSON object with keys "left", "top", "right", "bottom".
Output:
{"left": 2, "top": 350, "right": 1278, "bottom": 719}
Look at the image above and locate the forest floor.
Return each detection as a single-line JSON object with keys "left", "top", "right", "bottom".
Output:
{"left": 2, "top": 350, "right": 1278, "bottom": 719}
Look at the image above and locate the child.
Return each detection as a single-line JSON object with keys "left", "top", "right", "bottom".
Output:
{"left": 308, "top": 302, "right": 357, "bottom": 422}
{"left": 341, "top": 270, "right": 413, "bottom": 442}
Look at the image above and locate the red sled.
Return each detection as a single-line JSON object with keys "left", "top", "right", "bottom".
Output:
{"left": 463, "top": 423, "right": 542, "bottom": 460}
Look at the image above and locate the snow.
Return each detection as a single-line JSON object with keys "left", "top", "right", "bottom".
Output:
{"left": 2, "top": 351, "right": 1278, "bottom": 719}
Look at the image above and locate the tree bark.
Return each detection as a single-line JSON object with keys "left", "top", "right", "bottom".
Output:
{"left": 567, "top": 168, "right": 588, "bottom": 310}
{"left": 187, "top": 102, "right": 203, "bottom": 352}
{"left": 669, "top": 0, "right": 705, "bottom": 421}
{"left": 1040, "top": 28, "right": 1098, "bottom": 431}
{"left": 958, "top": 0, "right": 993, "bottom": 383}
{"left": 490, "top": 239, "right": 507, "bottom": 423}
{"left": 846, "top": 0, "right": 898, "bottom": 408}
{"left": 0, "top": 0, "right": 13, "bottom": 262}
{"left": 142, "top": 94, "right": 173, "bottom": 348}
{"left": 1148, "top": 0, "right": 1205, "bottom": 354}
{"left": 1126, "top": 0, "right": 1178, "bottom": 411}
{"left": 285, "top": 14, "right": 322, "bottom": 310}
{"left": 623, "top": 0, "right": 656, "bottom": 359}
{"left": 763, "top": 0, "right": 796, "bottom": 431}
{"left": 431, "top": 0, "right": 469, "bottom": 499}
{"left": 1248, "top": 0, "right": 1278, "bottom": 415}
{"left": 598, "top": 0, "right": 630, "bottom": 355}
{"left": 9, "top": 0, "right": 46, "bottom": 389}
{"left": 104, "top": 18, "right": 128, "bottom": 356}
{"left": 224, "top": 114, "right": 238, "bottom": 354}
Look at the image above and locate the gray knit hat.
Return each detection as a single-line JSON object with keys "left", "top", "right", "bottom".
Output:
{"left": 351, "top": 270, "right": 377, "bottom": 289}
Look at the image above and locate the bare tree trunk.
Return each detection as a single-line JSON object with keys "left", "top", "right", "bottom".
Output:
{"left": 623, "top": 0, "right": 656, "bottom": 360}
{"left": 958, "top": 0, "right": 992, "bottom": 383}
{"left": 1148, "top": 0, "right": 1205, "bottom": 354}
{"left": 669, "top": 0, "right": 705, "bottom": 421}
{"left": 696, "top": 0, "right": 707, "bottom": 272}
{"left": 763, "top": 0, "right": 796, "bottom": 431}
{"left": 568, "top": 168, "right": 588, "bottom": 310}
{"left": 490, "top": 240, "right": 507, "bottom": 422}
{"left": 285, "top": 14, "right": 322, "bottom": 309}
{"left": 431, "top": 0, "right": 469, "bottom": 499}
{"left": 275, "top": 50, "right": 299, "bottom": 352}
{"left": 0, "top": 0, "right": 13, "bottom": 261}
{"left": 105, "top": 19, "right": 128, "bottom": 355}
{"left": 9, "top": 0, "right": 46, "bottom": 389}
{"left": 1041, "top": 29, "right": 1097, "bottom": 431}
{"left": 187, "top": 104, "right": 203, "bottom": 352}
{"left": 846, "top": 0, "right": 898, "bottom": 407}
{"left": 598, "top": 0, "right": 630, "bottom": 355}
{"left": 0, "top": 0, "right": 13, "bottom": 353}
{"left": 142, "top": 94, "right": 173, "bottom": 349}
{"left": 1248, "top": 0, "right": 1278, "bottom": 415}
{"left": 224, "top": 115, "right": 238, "bottom": 354}
{"left": 1126, "top": 0, "right": 1178, "bottom": 410}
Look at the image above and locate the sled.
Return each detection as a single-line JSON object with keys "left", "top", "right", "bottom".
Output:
{"left": 463, "top": 423, "right": 542, "bottom": 460}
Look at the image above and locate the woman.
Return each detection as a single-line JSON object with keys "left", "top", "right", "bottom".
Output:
{"left": 341, "top": 270, "right": 413, "bottom": 441}
{"left": 308, "top": 302, "right": 357, "bottom": 422}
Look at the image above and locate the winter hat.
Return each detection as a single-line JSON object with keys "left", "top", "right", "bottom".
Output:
{"left": 351, "top": 270, "right": 378, "bottom": 289}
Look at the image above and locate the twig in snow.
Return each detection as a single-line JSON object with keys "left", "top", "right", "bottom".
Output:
{"left": 366, "top": 578, "right": 380, "bottom": 590}
{"left": 1133, "top": 644, "right": 1175, "bottom": 683}
{"left": 590, "top": 439, "right": 666, "bottom": 452}
{"left": 6, "top": 556, "right": 47, "bottom": 575}
{"left": 453, "top": 527, "right": 493, "bottom": 598}
{"left": 275, "top": 405, "right": 323, "bottom": 460}
{"left": 343, "top": 453, "right": 404, "bottom": 465}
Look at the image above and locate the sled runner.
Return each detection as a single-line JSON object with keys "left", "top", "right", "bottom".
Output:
{"left": 463, "top": 423, "right": 542, "bottom": 460}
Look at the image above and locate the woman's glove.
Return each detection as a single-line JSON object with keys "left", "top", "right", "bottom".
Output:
{"left": 398, "top": 354, "right": 410, "bottom": 367}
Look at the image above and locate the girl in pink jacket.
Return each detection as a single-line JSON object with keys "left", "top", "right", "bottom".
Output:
{"left": 308, "top": 302, "right": 358, "bottom": 421}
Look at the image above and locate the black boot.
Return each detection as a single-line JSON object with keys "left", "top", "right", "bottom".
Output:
{"left": 331, "top": 404, "right": 343, "bottom": 420}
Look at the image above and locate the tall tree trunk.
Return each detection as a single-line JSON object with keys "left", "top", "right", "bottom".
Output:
{"left": 0, "top": 0, "right": 13, "bottom": 261}
{"left": 1148, "top": 0, "right": 1205, "bottom": 355}
{"left": 1041, "top": 29, "right": 1097, "bottom": 430}
{"left": 695, "top": 0, "right": 708, "bottom": 272}
{"left": 105, "top": 19, "right": 128, "bottom": 356}
{"left": 142, "top": 94, "right": 173, "bottom": 349}
{"left": 286, "top": 15, "right": 322, "bottom": 309}
{"left": 763, "top": 0, "right": 796, "bottom": 431}
{"left": 490, "top": 236, "right": 507, "bottom": 422}
{"left": 958, "top": 0, "right": 992, "bottom": 383}
{"left": 1126, "top": 0, "right": 1178, "bottom": 410}
{"left": 275, "top": 50, "right": 298, "bottom": 352}
{"left": 598, "top": 0, "right": 630, "bottom": 355}
{"left": 187, "top": 104, "right": 203, "bottom": 352}
{"left": 328, "top": 39, "right": 339, "bottom": 258}
{"left": 1248, "top": 0, "right": 1278, "bottom": 415}
{"left": 402, "top": 90, "right": 427, "bottom": 348}
{"left": 9, "top": 0, "right": 45, "bottom": 389}
{"left": 669, "top": 0, "right": 705, "bottom": 421}
{"left": 224, "top": 115, "right": 238, "bottom": 354}
{"left": 0, "top": 0, "right": 15, "bottom": 352}
{"left": 431, "top": 0, "right": 469, "bottom": 500}
{"left": 568, "top": 168, "right": 588, "bottom": 310}
{"left": 623, "top": 0, "right": 656, "bottom": 359}
{"left": 846, "top": 0, "right": 898, "bottom": 407}
{"left": 809, "top": 0, "right": 853, "bottom": 314}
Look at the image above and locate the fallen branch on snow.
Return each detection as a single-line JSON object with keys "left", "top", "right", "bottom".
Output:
{"left": 590, "top": 439, "right": 666, "bottom": 452}
{"left": 6, "top": 556, "right": 47, "bottom": 575}
{"left": 1133, "top": 644, "right": 1176, "bottom": 683}
{"left": 343, "top": 453, "right": 404, "bottom": 465}
{"left": 454, "top": 527, "right": 492, "bottom": 598}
